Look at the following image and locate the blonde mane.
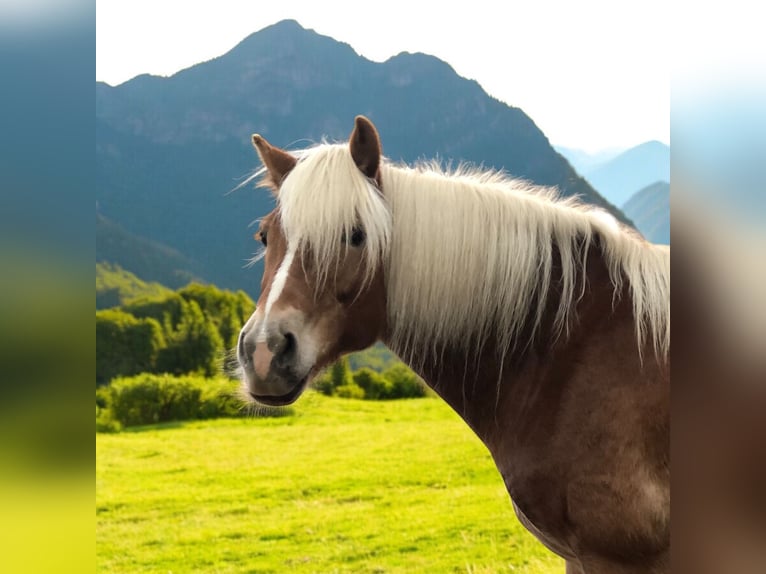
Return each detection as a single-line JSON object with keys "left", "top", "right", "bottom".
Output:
{"left": 276, "top": 143, "right": 670, "bottom": 365}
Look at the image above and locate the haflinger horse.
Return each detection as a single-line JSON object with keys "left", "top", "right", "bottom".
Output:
{"left": 237, "top": 116, "right": 670, "bottom": 574}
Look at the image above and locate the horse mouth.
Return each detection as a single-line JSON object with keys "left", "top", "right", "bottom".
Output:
{"left": 249, "top": 376, "right": 308, "bottom": 407}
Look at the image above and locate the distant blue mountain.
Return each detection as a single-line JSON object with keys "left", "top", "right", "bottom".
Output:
{"left": 554, "top": 146, "right": 624, "bottom": 175}
{"left": 584, "top": 141, "right": 670, "bottom": 206}
{"left": 97, "top": 19, "right": 628, "bottom": 296}
{"left": 622, "top": 181, "right": 670, "bottom": 245}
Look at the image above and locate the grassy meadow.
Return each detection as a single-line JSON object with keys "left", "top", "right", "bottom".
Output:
{"left": 97, "top": 392, "right": 562, "bottom": 573}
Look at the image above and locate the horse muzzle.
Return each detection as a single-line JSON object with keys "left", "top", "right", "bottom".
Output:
{"left": 237, "top": 320, "right": 310, "bottom": 406}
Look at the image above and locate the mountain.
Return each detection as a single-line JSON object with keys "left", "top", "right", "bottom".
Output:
{"left": 96, "top": 212, "right": 203, "bottom": 289}
{"left": 622, "top": 181, "right": 670, "bottom": 245}
{"left": 97, "top": 19, "right": 629, "bottom": 298}
{"left": 584, "top": 140, "right": 670, "bottom": 206}
{"left": 555, "top": 145, "right": 624, "bottom": 175}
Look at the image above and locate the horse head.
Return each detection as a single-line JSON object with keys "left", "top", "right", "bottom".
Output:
{"left": 237, "top": 116, "right": 390, "bottom": 406}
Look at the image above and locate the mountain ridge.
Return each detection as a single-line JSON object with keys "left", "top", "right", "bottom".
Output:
{"left": 621, "top": 181, "right": 670, "bottom": 245}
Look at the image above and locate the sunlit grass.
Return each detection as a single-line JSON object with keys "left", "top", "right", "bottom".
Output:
{"left": 97, "top": 391, "right": 562, "bottom": 573}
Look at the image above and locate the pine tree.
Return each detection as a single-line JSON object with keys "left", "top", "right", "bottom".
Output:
{"left": 330, "top": 356, "right": 352, "bottom": 390}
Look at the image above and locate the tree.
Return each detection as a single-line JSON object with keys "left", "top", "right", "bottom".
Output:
{"left": 353, "top": 368, "right": 392, "bottom": 399}
{"left": 330, "top": 356, "right": 353, "bottom": 389}
{"left": 156, "top": 300, "right": 223, "bottom": 377}
{"left": 96, "top": 309, "right": 165, "bottom": 384}
{"left": 383, "top": 363, "right": 428, "bottom": 398}
{"left": 178, "top": 283, "right": 255, "bottom": 349}
{"left": 96, "top": 281, "right": 255, "bottom": 382}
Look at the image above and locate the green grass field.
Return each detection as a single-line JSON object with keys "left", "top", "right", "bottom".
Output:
{"left": 97, "top": 392, "right": 562, "bottom": 573}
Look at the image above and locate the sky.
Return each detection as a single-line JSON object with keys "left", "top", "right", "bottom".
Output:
{"left": 95, "top": 0, "right": 672, "bottom": 152}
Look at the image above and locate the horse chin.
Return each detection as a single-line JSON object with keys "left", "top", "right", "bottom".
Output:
{"left": 247, "top": 375, "right": 308, "bottom": 407}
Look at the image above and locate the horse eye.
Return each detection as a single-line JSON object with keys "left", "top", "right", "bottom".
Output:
{"left": 351, "top": 228, "right": 366, "bottom": 247}
{"left": 344, "top": 227, "right": 365, "bottom": 247}
{"left": 255, "top": 230, "right": 267, "bottom": 247}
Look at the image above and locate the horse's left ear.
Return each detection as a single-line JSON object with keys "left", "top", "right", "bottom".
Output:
{"left": 252, "top": 134, "right": 297, "bottom": 193}
{"left": 349, "top": 115, "right": 382, "bottom": 182}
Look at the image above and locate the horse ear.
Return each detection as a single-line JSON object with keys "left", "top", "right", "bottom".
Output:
{"left": 251, "top": 134, "right": 297, "bottom": 192}
{"left": 349, "top": 115, "right": 382, "bottom": 181}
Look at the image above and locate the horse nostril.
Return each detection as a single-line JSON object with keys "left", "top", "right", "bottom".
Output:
{"left": 268, "top": 330, "right": 296, "bottom": 363}
{"left": 239, "top": 332, "right": 255, "bottom": 365}
{"left": 283, "top": 332, "right": 296, "bottom": 357}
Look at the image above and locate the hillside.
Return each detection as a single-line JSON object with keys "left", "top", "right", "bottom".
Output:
{"left": 585, "top": 140, "right": 670, "bottom": 206}
{"left": 97, "top": 19, "right": 627, "bottom": 297}
{"left": 96, "top": 212, "right": 203, "bottom": 289}
{"left": 96, "top": 262, "right": 172, "bottom": 309}
{"left": 622, "top": 181, "right": 670, "bottom": 245}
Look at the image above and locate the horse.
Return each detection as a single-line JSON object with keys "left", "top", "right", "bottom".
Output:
{"left": 236, "top": 116, "right": 670, "bottom": 574}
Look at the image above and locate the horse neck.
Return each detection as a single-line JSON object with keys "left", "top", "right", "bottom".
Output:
{"left": 378, "top": 164, "right": 668, "bottom": 444}
{"left": 382, "top": 238, "right": 631, "bottom": 448}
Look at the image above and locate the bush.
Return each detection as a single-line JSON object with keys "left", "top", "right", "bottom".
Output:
{"left": 353, "top": 368, "right": 393, "bottom": 399}
{"left": 313, "top": 356, "right": 354, "bottom": 397}
{"left": 330, "top": 357, "right": 353, "bottom": 388}
{"left": 311, "top": 358, "right": 428, "bottom": 400}
{"left": 155, "top": 300, "right": 224, "bottom": 377}
{"left": 99, "top": 374, "right": 251, "bottom": 428}
{"left": 383, "top": 364, "right": 428, "bottom": 398}
{"left": 334, "top": 383, "right": 365, "bottom": 399}
{"left": 311, "top": 370, "right": 335, "bottom": 396}
{"left": 96, "top": 405, "right": 121, "bottom": 433}
{"left": 96, "top": 309, "right": 165, "bottom": 384}
{"left": 198, "top": 380, "right": 249, "bottom": 419}
{"left": 123, "top": 293, "right": 188, "bottom": 332}
{"left": 177, "top": 284, "right": 255, "bottom": 349}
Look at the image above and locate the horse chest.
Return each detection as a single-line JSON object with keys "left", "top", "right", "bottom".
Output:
{"left": 498, "top": 462, "right": 574, "bottom": 554}
{"left": 511, "top": 498, "right": 578, "bottom": 561}
{"left": 501, "top": 455, "right": 669, "bottom": 562}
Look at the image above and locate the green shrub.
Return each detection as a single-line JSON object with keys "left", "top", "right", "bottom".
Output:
{"left": 123, "top": 293, "right": 188, "bottom": 332}
{"left": 334, "top": 383, "right": 365, "bottom": 399}
{"left": 97, "top": 373, "right": 294, "bottom": 430}
{"left": 96, "top": 405, "right": 121, "bottom": 433}
{"left": 101, "top": 374, "right": 239, "bottom": 427}
{"left": 96, "top": 309, "right": 165, "bottom": 384}
{"left": 96, "top": 282, "right": 255, "bottom": 385}
{"left": 312, "top": 359, "right": 428, "bottom": 400}
{"left": 383, "top": 363, "right": 428, "bottom": 398}
{"left": 108, "top": 374, "right": 167, "bottom": 426}
{"left": 312, "top": 356, "right": 354, "bottom": 397}
{"left": 198, "top": 380, "right": 247, "bottom": 419}
{"left": 96, "top": 385, "right": 110, "bottom": 409}
{"left": 353, "top": 368, "right": 393, "bottom": 399}
{"left": 155, "top": 300, "right": 224, "bottom": 377}
{"left": 311, "top": 370, "right": 335, "bottom": 396}
{"left": 330, "top": 357, "right": 353, "bottom": 388}
{"left": 177, "top": 284, "right": 255, "bottom": 349}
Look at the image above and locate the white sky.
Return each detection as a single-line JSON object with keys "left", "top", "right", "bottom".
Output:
{"left": 96, "top": 0, "right": 671, "bottom": 152}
